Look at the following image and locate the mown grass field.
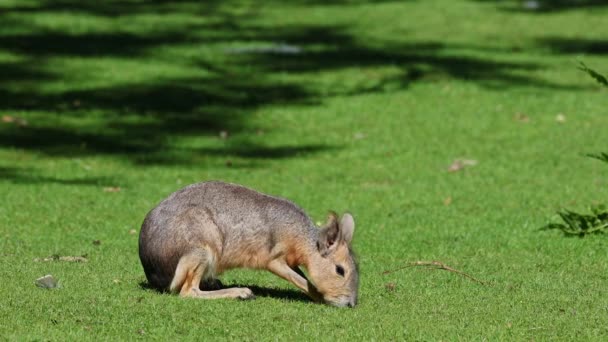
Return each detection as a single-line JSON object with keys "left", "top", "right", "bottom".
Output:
{"left": 1, "top": 0, "right": 608, "bottom": 340}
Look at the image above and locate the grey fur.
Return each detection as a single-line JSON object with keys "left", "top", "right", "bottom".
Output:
{"left": 138, "top": 181, "right": 358, "bottom": 306}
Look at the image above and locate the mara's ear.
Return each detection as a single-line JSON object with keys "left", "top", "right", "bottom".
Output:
{"left": 318, "top": 212, "right": 339, "bottom": 257}
{"left": 339, "top": 213, "right": 355, "bottom": 245}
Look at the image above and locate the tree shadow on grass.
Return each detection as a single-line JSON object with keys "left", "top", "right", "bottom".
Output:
{"left": 0, "top": 166, "right": 118, "bottom": 186}
{"left": 473, "top": 0, "right": 608, "bottom": 13}
{"left": 0, "top": 0, "right": 586, "bottom": 169}
{"left": 537, "top": 37, "right": 608, "bottom": 55}
{"left": 0, "top": 73, "right": 322, "bottom": 164}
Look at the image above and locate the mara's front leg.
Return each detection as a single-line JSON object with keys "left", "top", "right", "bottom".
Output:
{"left": 266, "top": 259, "right": 322, "bottom": 303}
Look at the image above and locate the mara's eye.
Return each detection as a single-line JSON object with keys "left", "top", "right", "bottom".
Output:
{"left": 335, "top": 265, "right": 345, "bottom": 277}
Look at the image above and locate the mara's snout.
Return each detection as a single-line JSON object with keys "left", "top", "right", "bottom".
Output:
{"left": 326, "top": 296, "right": 357, "bottom": 308}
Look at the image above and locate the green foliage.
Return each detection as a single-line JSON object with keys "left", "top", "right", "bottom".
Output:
{"left": 549, "top": 64, "right": 608, "bottom": 237}
{"left": 586, "top": 152, "right": 608, "bottom": 163}
{"left": 544, "top": 205, "right": 608, "bottom": 236}
{"left": 578, "top": 61, "right": 608, "bottom": 87}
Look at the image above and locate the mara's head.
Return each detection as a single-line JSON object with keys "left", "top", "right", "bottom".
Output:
{"left": 307, "top": 212, "right": 359, "bottom": 308}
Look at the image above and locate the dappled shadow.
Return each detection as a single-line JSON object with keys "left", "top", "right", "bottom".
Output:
{"left": 473, "top": 0, "right": 608, "bottom": 13}
{"left": 0, "top": 166, "right": 117, "bottom": 186}
{"left": 538, "top": 37, "right": 608, "bottom": 55}
{"left": 200, "top": 144, "right": 335, "bottom": 159}
{"left": 6, "top": 0, "right": 406, "bottom": 16}
{"left": 0, "top": 61, "right": 53, "bottom": 84}
{"left": 0, "top": 0, "right": 329, "bottom": 166}
{"left": 0, "top": 0, "right": 583, "bottom": 169}
{"left": 0, "top": 31, "right": 192, "bottom": 58}
{"left": 221, "top": 24, "right": 574, "bottom": 91}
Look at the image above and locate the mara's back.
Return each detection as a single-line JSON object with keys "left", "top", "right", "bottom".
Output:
{"left": 139, "top": 181, "right": 314, "bottom": 290}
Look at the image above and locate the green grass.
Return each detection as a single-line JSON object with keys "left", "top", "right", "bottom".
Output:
{"left": 2, "top": 0, "right": 608, "bottom": 340}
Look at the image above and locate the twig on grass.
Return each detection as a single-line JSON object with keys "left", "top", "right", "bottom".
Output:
{"left": 382, "top": 260, "right": 487, "bottom": 285}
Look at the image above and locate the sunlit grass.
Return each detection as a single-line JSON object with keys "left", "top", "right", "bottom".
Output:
{"left": 1, "top": 0, "right": 608, "bottom": 340}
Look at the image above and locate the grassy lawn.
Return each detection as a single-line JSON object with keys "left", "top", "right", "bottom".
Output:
{"left": 2, "top": 0, "right": 608, "bottom": 339}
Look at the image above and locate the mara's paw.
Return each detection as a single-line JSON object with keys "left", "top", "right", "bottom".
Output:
{"left": 236, "top": 287, "right": 255, "bottom": 300}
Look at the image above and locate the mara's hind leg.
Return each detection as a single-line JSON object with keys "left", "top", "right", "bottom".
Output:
{"left": 169, "top": 249, "right": 254, "bottom": 300}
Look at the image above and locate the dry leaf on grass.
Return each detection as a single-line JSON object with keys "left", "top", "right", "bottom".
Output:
{"left": 447, "top": 159, "right": 478, "bottom": 172}
{"left": 2, "top": 115, "right": 28, "bottom": 126}
{"left": 58, "top": 256, "right": 88, "bottom": 262}
{"left": 103, "top": 186, "right": 121, "bottom": 193}
{"left": 385, "top": 282, "right": 396, "bottom": 291}
{"left": 34, "top": 255, "right": 88, "bottom": 263}
{"left": 383, "top": 260, "right": 487, "bottom": 285}
{"left": 443, "top": 196, "right": 452, "bottom": 206}
{"left": 17, "top": 118, "right": 28, "bottom": 126}
{"left": 513, "top": 112, "right": 530, "bottom": 123}
{"left": 556, "top": 113, "right": 566, "bottom": 123}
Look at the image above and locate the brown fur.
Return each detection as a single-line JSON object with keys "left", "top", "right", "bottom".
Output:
{"left": 139, "top": 181, "right": 358, "bottom": 307}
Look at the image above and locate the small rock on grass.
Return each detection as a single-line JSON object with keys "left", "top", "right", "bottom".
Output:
{"left": 522, "top": 0, "right": 540, "bottom": 10}
{"left": 353, "top": 132, "right": 366, "bottom": 140}
{"left": 35, "top": 275, "right": 59, "bottom": 289}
